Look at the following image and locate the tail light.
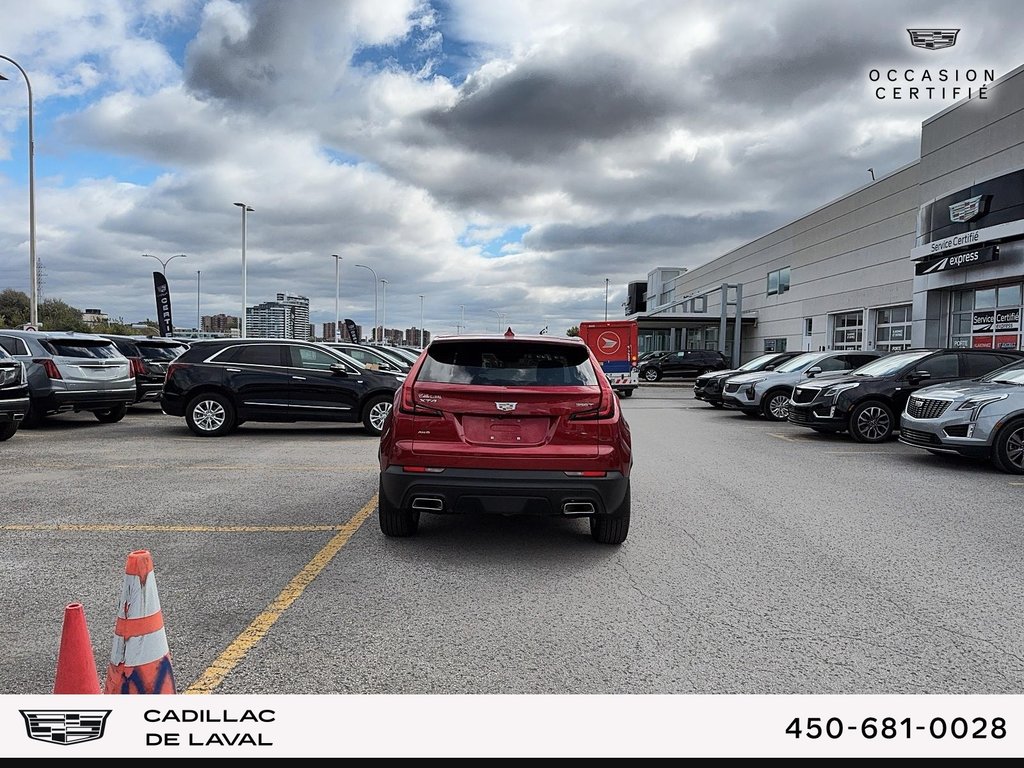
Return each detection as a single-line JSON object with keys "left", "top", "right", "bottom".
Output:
{"left": 399, "top": 383, "right": 441, "bottom": 417}
{"left": 33, "top": 358, "right": 62, "bottom": 380}
{"left": 165, "top": 362, "right": 188, "bottom": 379}
{"left": 129, "top": 357, "right": 145, "bottom": 378}
{"left": 570, "top": 390, "right": 616, "bottom": 420}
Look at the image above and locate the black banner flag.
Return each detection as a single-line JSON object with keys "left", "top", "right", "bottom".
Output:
{"left": 153, "top": 271, "right": 174, "bottom": 337}
{"left": 344, "top": 318, "right": 360, "bottom": 344}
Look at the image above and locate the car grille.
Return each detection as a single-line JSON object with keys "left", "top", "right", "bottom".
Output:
{"left": 790, "top": 386, "right": 818, "bottom": 404}
{"left": 787, "top": 408, "right": 814, "bottom": 424}
{"left": 899, "top": 427, "right": 941, "bottom": 446}
{"left": 906, "top": 397, "right": 951, "bottom": 420}
{"left": 724, "top": 382, "right": 742, "bottom": 394}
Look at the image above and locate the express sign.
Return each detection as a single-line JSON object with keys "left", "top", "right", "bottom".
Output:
{"left": 915, "top": 245, "right": 997, "bottom": 275}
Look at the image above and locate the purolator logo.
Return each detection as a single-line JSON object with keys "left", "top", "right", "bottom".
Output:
{"left": 20, "top": 710, "right": 111, "bottom": 745}
{"left": 868, "top": 28, "right": 995, "bottom": 101}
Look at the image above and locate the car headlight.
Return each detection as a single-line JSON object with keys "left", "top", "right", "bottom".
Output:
{"left": 955, "top": 394, "right": 1008, "bottom": 421}
{"left": 745, "top": 377, "right": 767, "bottom": 387}
{"left": 822, "top": 382, "right": 859, "bottom": 399}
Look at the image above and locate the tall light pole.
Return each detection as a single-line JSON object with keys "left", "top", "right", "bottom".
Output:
{"left": 380, "top": 278, "right": 389, "bottom": 344}
{"left": 354, "top": 263, "right": 378, "bottom": 342}
{"left": 459, "top": 304, "right": 465, "bottom": 335}
{"left": 196, "top": 270, "right": 201, "bottom": 333}
{"left": 605, "top": 278, "right": 610, "bottom": 321}
{"left": 332, "top": 254, "right": 342, "bottom": 342}
{"left": 234, "top": 202, "right": 254, "bottom": 337}
{"left": 489, "top": 308, "right": 502, "bottom": 332}
{"left": 141, "top": 253, "right": 187, "bottom": 275}
{"left": 1, "top": 56, "right": 37, "bottom": 328}
{"left": 418, "top": 295, "right": 424, "bottom": 348}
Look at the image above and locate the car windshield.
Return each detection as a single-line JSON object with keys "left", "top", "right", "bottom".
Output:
{"left": 139, "top": 343, "right": 188, "bottom": 361}
{"left": 418, "top": 341, "right": 600, "bottom": 386}
{"left": 42, "top": 339, "right": 122, "bottom": 359}
{"left": 739, "top": 354, "right": 782, "bottom": 372}
{"left": 849, "top": 350, "right": 933, "bottom": 377}
{"left": 772, "top": 353, "right": 823, "bottom": 373}
{"left": 982, "top": 359, "right": 1024, "bottom": 384}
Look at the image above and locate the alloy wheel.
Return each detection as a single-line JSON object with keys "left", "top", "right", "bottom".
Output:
{"left": 855, "top": 405, "right": 890, "bottom": 441}
{"left": 768, "top": 394, "right": 789, "bottom": 420}
{"left": 193, "top": 399, "right": 226, "bottom": 432}
{"left": 369, "top": 400, "right": 392, "bottom": 432}
{"left": 1006, "top": 426, "right": 1024, "bottom": 471}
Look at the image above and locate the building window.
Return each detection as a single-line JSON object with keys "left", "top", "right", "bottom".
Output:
{"left": 767, "top": 267, "right": 791, "bottom": 296}
{"left": 831, "top": 310, "right": 864, "bottom": 350}
{"left": 764, "top": 338, "right": 788, "bottom": 352}
{"left": 951, "top": 285, "right": 1022, "bottom": 350}
{"left": 874, "top": 305, "right": 912, "bottom": 352}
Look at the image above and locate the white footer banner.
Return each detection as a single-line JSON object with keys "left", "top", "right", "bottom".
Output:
{"left": 1, "top": 694, "right": 1021, "bottom": 757}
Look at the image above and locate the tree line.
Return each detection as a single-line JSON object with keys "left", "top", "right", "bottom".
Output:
{"left": 0, "top": 288, "right": 157, "bottom": 335}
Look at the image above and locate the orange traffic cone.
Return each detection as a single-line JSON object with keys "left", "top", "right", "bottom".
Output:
{"left": 104, "top": 550, "right": 177, "bottom": 694}
{"left": 53, "top": 603, "right": 101, "bottom": 694}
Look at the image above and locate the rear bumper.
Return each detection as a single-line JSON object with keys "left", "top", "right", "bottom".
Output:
{"left": 380, "top": 466, "right": 629, "bottom": 518}
{"left": 38, "top": 387, "right": 136, "bottom": 413}
{"left": 0, "top": 396, "right": 29, "bottom": 422}
{"left": 135, "top": 381, "right": 164, "bottom": 402}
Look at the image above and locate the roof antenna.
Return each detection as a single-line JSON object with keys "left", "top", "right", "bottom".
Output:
{"left": 868, "top": 168, "right": 875, "bottom": 181}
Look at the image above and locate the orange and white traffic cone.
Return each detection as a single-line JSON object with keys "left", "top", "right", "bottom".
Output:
{"left": 104, "top": 550, "right": 177, "bottom": 694}
{"left": 53, "top": 603, "right": 101, "bottom": 694}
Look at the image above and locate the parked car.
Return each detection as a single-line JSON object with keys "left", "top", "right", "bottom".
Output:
{"left": 787, "top": 348, "right": 1024, "bottom": 443}
{"left": 693, "top": 351, "right": 805, "bottom": 408}
{"left": 637, "top": 350, "right": 670, "bottom": 364}
{"left": 370, "top": 345, "right": 420, "bottom": 366}
{"left": 160, "top": 338, "right": 403, "bottom": 437}
{"left": 899, "top": 356, "right": 1024, "bottom": 473}
{"left": 639, "top": 349, "right": 729, "bottom": 382}
{"left": 378, "top": 333, "right": 633, "bottom": 544}
{"left": 0, "top": 329, "right": 136, "bottom": 425}
{"left": 100, "top": 335, "right": 189, "bottom": 404}
{"left": 324, "top": 342, "right": 410, "bottom": 374}
{"left": 721, "top": 350, "right": 881, "bottom": 421}
{"left": 0, "top": 346, "right": 29, "bottom": 441}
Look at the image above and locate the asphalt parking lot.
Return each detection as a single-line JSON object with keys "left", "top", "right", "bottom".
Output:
{"left": 1, "top": 387, "right": 1021, "bottom": 695}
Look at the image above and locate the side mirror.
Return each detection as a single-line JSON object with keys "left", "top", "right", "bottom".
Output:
{"left": 908, "top": 370, "right": 931, "bottom": 383}
{"left": 805, "top": 366, "right": 822, "bottom": 378}
{"left": 329, "top": 363, "right": 350, "bottom": 376}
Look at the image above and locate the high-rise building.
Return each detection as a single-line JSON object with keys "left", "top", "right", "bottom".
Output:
{"left": 246, "top": 293, "right": 310, "bottom": 339}
{"left": 403, "top": 327, "right": 430, "bottom": 347}
{"left": 202, "top": 314, "right": 239, "bottom": 333}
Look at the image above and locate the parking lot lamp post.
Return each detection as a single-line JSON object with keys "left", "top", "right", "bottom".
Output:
{"left": 233, "top": 202, "right": 254, "bottom": 337}
{"left": 605, "top": 278, "right": 610, "bottom": 321}
{"left": 459, "top": 304, "right": 465, "bottom": 335}
{"left": 0, "top": 56, "right": 37, "bottom": 327}
{"left": 141, "top": 253, "right": 187, "bottom": 275}
{"left": 196, "top": 270, "right": 201, "bottom": 333}
{"left": 332, "top": 254, "right": 342, "bottom": 341}
{"left": 419, "top": 295, "right": 424, "bottom": 348}
{"left": 489, "top": 309, "right": 501, "bottom": 332}
{"left": 354, "top": 263, "right": 378, "bottom": 341}
{"left": 380, "top": 278, "right": 388, "bottom": 344}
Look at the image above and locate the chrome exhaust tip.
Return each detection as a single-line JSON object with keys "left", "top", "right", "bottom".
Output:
{"left": 562, "top": 501, "right": 596, "bottom": 515}
{"left": 411, "top": 497, "right": 444, "bottom": 512}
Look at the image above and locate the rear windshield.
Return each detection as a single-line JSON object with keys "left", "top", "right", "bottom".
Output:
{"left": 42, "top": 339, "right": 122, "bottom": 359}
{"left": 418, "top": 341, "right": 599, "bottom": 386}
{"left": 138, "top": 343, "right": 188, "bottom": 361}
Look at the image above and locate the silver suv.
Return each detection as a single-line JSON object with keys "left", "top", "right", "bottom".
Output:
{"left": 720, "top": 350, "right": 881, "bottom": 420}
{"left": 0, "top": 329, "right": 136, "bottom": 425}
{"left": 899, "top": 357, "right": 1024, "bottom": 474}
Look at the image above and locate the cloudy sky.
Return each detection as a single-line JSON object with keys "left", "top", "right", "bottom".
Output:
{"left": 2, "top": 1, "right": 1022, "bottom": 338}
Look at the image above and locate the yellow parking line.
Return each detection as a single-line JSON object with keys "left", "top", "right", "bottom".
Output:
{"left": 1010, "top": 482, "right": 1024, "bottom": 486}
{"left": 767, "top": 433, "right": 799, "bottom": 442}
{"left": 184, "top": 495, "right": 377, "bottom": 694}
{"left": 0, "top": 523, "right": 346, "bottom": 532}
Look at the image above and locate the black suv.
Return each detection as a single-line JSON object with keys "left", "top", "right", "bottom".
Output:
{"left": 787, "top": 348, "right": 1024, "bottom": 443}
{"left": 639, "top": 349, "right": 729, "bottom": 382}
{"left": 101, "top": 335, "right": 189, "bottom": 404}
{"left": 0, "top": 347, "right": 29, "bottom": 441}
{"left": 693, "top": 351, "right": 805, "bottom": 408}
{"left": 161, "top": 339, "right": 403, "bottom": 437}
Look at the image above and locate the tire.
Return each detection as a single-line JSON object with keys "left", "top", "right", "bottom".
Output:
{"left": 590, "top": 484, "right": 630, "bottom": 545}
{"left": 849, "top": 400, "right": 895, "bottom": 443}
{"left": 184, "top": 392, "right": 237, "bottom": 437}
{"left": 619, "top": 389, "right": 634, "bottom": 398}
{"left": 761, "top": 389, "right": 792, "bottom": 421}
{"left": 94, "top": 403, "right": 128, "bottom": 423}
{"left": 0, "top": 422, "right": 18, "bottom": 441}
{"left": 378, "top": 479, "right": 419, "bottom": 536}
{"left": 362, "top": 394, "right": 393, "bottom": 437}
{"left": 992, "top": 418, "right": 1024, "bottom": 475}
{"left": 642, "top": 367, "right": 661, "bottom": 382}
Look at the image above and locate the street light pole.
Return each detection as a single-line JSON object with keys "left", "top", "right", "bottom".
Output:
{"left": 141, "top": 253, "right": 187, "bottom": 275}
{"left": 459, "top": 304, "right": 465, "bottom": 335}
{"left": 418, "top": 295, "right": 424, "bottom": 348}
{"left": 489, "top": 308, "right": 501, "bottom": 332}
{"left": 332, "top": 254, "right": 342, "bottom": 342}
{"left": 354, "top": 264, "right": 378, "bottom": 342}
{"left": 233, "top": 202, "right": 254, "bottom": 337}
{"left": 605, "top": 278, "right": 610, "bottom": 321}
{"left": 380, "top": 278, "right": 388, "bottom": 344}
{"left": 1, "top": 56, "right": 37, "bottom": 328}
{"left": 196, "top": 270, "right": 201, "bottom": 334}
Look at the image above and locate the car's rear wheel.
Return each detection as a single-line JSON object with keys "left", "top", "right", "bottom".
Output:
{"left": 185, "top": 393, "right": 237, "bottom": 437}
{"left": 642, "top": 367, "right": 661, "bottom": 382}
{"left": 761, "top": 389, "right": 791, "bottom": 421}
{"left": 94, "top": 404, "right": 128, "bottom": 423}
{"left": 378, "top": 480, "right": 419, "bottom": 536}
{"left": 619, "top": 388, "right": 634, "bottom": 398}
{"left": 362, "top": 394, "right": 393, "bottom": 436}
{"left": 849, "top": 400, "right": 894, "bottom": 443}
{"left": 590, "top": 484, "right": 630, "bottom": 545}
{"left": 0, "top": 422, "right": 18, "bottom": 441}
{"left": 992, "top": 418, "right": 1024, "bottom": 475}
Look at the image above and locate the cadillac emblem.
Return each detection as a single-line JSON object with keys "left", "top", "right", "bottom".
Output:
{"left": 949, "top": 195, "right": 987, "bottom": 223}
{"left": 907, "top": 29, "right": 960, "bottom": 50}
{"left": 495, "top": 402, "right": 517, "bottom": 412}
{"left": 20, "top": 710, "right": 111, "bottom": 745}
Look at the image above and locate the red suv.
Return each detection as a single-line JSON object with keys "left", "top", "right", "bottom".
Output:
{"left": 378, "top": 333, "right": 633, "bottom": 544}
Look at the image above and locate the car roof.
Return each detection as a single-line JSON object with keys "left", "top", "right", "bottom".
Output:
{"left": 0, "top": 328, "right": 116, "bottom": 342}
{"left": 429, "top": 334, "right": 585, "bottom": 345}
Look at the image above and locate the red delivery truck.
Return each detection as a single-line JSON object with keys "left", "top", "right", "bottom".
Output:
{"left": 579, "top": 320, "right": 639, "bottom": 397}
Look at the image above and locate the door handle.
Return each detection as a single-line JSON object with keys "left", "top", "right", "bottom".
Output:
{"left": 292, "top": 376, "right": 306, "bottom": 380}
{"left": 226, "top": 367, "right": 241, "bottom": 372}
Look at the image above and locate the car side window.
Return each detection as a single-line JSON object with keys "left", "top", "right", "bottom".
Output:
{"left": 917, "top": 353, "right": 959, "bottom": 378}
{"left": 964, "top": 353, "right": 1016, "bottom": 377}
{"left": 849, "top": 354, "right": 878, "bottom": 368}
{"left": 232, "top": 345, "right": 285, "bottom": 366}
{"left": 816, "top": 356, "right": 847, "bottom": 372}
{"left": 291, "top": 345, "right": 340, "bottom": 371}
{"left": 0, "top": 336, "right": 29, "bottom": 355}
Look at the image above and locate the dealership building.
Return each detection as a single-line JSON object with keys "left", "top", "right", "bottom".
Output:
{"left": 628, "top": 63, "right": 1024, "bottom": 366}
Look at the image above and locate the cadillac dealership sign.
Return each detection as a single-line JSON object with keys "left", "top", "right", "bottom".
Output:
{"left": 915, "top": 246, "right": 997, "bottom": 275}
